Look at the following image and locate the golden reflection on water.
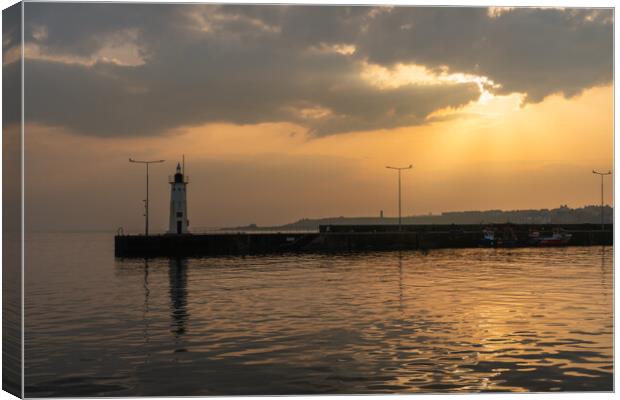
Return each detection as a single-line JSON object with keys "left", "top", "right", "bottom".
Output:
{"left": 25, "top": 235, "right": 612, "bottom": 395}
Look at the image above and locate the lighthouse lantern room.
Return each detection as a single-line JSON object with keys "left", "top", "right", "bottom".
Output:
{"left": 168, "top": 162, "right": 189, "bottom": 234}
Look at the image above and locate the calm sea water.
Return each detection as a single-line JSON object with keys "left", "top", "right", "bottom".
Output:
{"left": 24, "top": 232, "right": 613, "bottom": 396}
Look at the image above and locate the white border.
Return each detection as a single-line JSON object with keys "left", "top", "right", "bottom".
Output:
{"left": 0, "top": 1, "right": 616, "bottom": 400}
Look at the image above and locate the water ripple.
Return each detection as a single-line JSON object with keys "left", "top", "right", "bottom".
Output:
{"left": 25, "top": 233, "right": 613, "bottom": 395}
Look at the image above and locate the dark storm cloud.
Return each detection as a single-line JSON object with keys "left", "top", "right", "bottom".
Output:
{"left": 23, "top": 3, "right": 177, "bottom": 58}
{"left": 356, "top": 7, "right": 613, "bottom": 102}
{"left": 21, "top": 4, "right": 612, "bottom": 137}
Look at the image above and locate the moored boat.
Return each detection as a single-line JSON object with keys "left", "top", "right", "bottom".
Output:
{"left": 480, "top": 225, "right": 518, "bottom": 247}
{"left": 529, "top": 228, "right": 572, "bottom": 246}
{"left": 480, "top": 228, "right": 496, "bottom": 246}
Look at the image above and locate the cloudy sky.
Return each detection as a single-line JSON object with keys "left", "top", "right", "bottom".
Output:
{"left": 5, "top": 3, "right": 613, "bottom": 232}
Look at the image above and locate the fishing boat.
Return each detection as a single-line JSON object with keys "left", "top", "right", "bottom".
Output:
{"left": 529, "top": 228, "right": 572, "bottom": 246}
{"left": 480, "top": 225, "right": 518, "bottom": 247}
{"left": 480, "top": 228, "right": 496, "bottom": 246}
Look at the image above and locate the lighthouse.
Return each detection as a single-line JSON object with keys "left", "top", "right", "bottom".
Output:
{"left": 168, "top": 162, "right": 189, "bottom": 234}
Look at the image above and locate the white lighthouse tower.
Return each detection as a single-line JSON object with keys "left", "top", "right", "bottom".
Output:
{"left": 168, "top": 162, "right": 190, "bottom": 234}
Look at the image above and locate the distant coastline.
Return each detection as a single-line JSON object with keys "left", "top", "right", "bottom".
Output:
{"left": 212, "top": 205, "right": 613, "bottom": 232}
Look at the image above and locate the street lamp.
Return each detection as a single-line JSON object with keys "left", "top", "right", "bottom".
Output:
{"left": 386, "top": 164, "right": 413, "bottom": 231}
{"left": 130, "top": 158, "right": 165, "bottom": 236}
{"left": 592, "top": 170, "right": 611, "bottom": 231}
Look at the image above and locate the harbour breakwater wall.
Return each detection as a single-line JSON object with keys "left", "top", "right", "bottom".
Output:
{"left": 115, "top": 224, "right": 613, "bottom": 258}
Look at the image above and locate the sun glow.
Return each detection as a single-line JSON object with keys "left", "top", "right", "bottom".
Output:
{"left": 361, "top": 62, "right": 496, "bottom": 91}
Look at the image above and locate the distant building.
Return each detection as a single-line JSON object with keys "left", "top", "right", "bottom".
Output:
{"left": 168, "top": 163, "right": 190, "bottom": 234}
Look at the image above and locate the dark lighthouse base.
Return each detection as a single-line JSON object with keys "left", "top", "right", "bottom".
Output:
{"left": 115, "top": 224, "right": 613, "bottom": 258}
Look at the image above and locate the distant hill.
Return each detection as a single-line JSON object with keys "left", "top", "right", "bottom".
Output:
{"left": 219, "top": 205, "right": 613, "bottom": 232}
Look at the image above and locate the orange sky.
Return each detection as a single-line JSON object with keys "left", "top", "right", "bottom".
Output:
{"left": 10, "top": 5, "right": 613, "bottom": 232}
{"left": 24, "top": 83, "right": 613, "bottom": 232}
